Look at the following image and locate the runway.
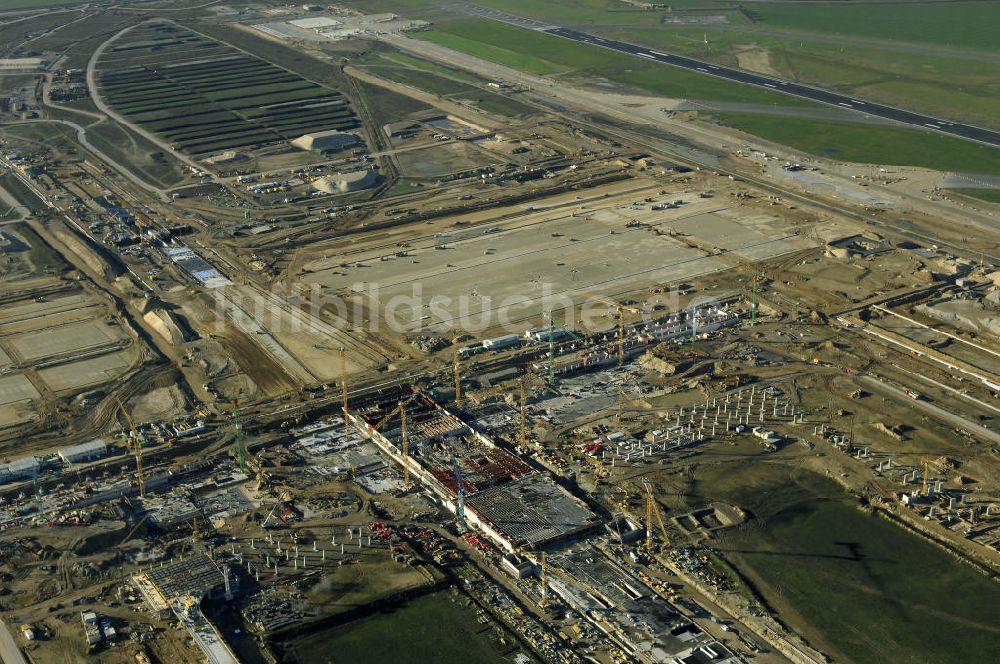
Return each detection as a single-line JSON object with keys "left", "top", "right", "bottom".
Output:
{"left": 543, "top": 26, "right": 1000, "bottom": 149}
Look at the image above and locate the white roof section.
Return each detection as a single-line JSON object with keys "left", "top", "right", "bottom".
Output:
{"left": 288, "top": 16, "right": 342, "bottom": 29}
{"left": 59, "top": 439, "right": 108, "bottom": 459}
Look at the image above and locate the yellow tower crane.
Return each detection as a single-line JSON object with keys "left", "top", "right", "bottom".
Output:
{"left": 369, "top": 398, "right": 416, "bottom": 485}
{"left": 617, "top": 306, "right": 626, "bottom": 366}
{"left": 644, "top": 481, "right": 671, "bottom": 551}
{"left": 117, "top": 398, "right": 145, "bottom": 499}
{"left": 400, "top": 403, "right": 410, "bottom": 489}
{"left": 453, "top": 336, "right": 462, "bottom": 407}
{"left": 340, "top": 347, "right": 349, "bottom": 434}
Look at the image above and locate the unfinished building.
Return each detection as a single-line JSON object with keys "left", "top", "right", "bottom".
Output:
{"left": 351, "top": 390, "right": 599, "bottom": 551}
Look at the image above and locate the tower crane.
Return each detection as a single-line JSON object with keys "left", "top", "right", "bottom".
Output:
{"left": 367, "top": 397, "right": 418, "bottom": 486}
{"left": 750, "top": 268, "right": 766, "bottom": 326}
{"left": 117, "top": 398, "right": 145, "bottom": 499}
{"left": 519, "top": 377, "right": 528, "bottom": 448}
{"left": 643, "top": 480, "right": 671, "bottom": 551}
{"left": 233, "top": 398, "right": 245, "bottom": 473}
{"left": 340, "top": 347, "right": 349, "bottom": 434}
{"left": 583, "top": 294, "right": 641, "bottom": 366}
{"left": 400, "top": 404, "right": 410, "bottom": 489}
{"left": 450, "top": 447, "right": 467, "bottom": 533}
{"left": 452, "top": 336, "right": 462, "bottom": 407}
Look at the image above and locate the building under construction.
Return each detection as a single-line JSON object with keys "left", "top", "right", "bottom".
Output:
{"left": 350, "top": 389, "right": 599, "bottom": 551}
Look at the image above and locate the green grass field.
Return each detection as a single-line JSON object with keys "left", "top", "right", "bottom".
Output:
{"left": 379, "top": 52, "right": 481, "bottom": 84}
{"left": 597, "top": 25, "right": 1000, "bottom": 129}
{"left": 363, "top": 60, "right": 536, "bottom": 117}
{"left": 715, "top": 113, "right": 1000, "bottom": 176}
{"left": 952, "top": 189, "right": 1000, "bottom": 204}
{"left": 416, "top": 19, "right": 814, "bottom": 106}
{"left": 718, "top": 472, "right": 1000, "bottom": 663}
{"left": 0, "top": 0, "right": 88, "bottom": 9}
{"left": 748, "top": 1, "right": 1000, "bottom": 52}
{"left": 283, "top": 589, "right": 518, "bottom": 664}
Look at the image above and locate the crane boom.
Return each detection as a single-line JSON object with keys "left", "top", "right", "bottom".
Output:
{"left": 117, "top": 398, "right": 145, "bottom": 498}
{"left": 453, "top": 336, "right": 462, "bottom": 407}
{"left": 519, "top": 378, "right": 527, "bottom": 448}
{"left": 400, "top": 404, "right": 410, "bottom": 489}
{"left": 644, "top": 481, "right": 670, "bottom": 550}
{"left": 340, "top": 347, "right": 349, "bottom": 434}
{"left": 451, "top": 448, "right": 467, "bottom": 533}
{"left": 234, "top": 398, "right": 245, "bottom": 473}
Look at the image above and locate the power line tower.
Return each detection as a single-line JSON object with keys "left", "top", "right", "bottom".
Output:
{"left": 234, "top": 399, "right": 245, "bottom": 473}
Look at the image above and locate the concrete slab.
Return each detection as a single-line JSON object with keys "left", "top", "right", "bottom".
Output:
{"left": 0, "top": 373, "right": 39, "bottom": 405}
{"left": 309, "top": 214, "right": 724, "bottom": 334}
{"left": 6, "top": 319, "right": 122, "bottom": 362}
{"left": 38, "top": 352, "right": 130, "bottom": 392}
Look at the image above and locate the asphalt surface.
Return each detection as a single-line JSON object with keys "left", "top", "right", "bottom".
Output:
{"left": 0, "top": 619, "right": 27, "bottom": 664}
{"left": 543, "top": 27, "right": 1000, "bottom": 149}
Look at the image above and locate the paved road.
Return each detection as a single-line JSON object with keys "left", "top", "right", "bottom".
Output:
{"left": 449, "top": 3, "right": 1000, "bottom": 149}
{"left": 0, "top": 619, "right": 27, "bottom": 664}
{"left": 543, "top": 27, "right": 1000, "bottom": 149}
{"left": 857, "top": 374, "right": 1000, "bottom": 445}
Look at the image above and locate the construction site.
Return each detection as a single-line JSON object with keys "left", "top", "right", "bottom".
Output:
{"left": 1, "top": 2, "right": 1000, "bottom": 664}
